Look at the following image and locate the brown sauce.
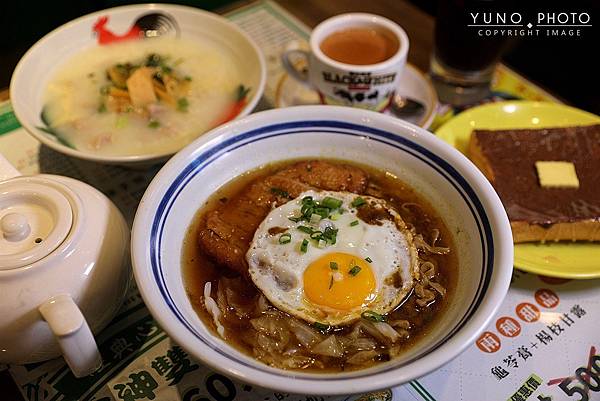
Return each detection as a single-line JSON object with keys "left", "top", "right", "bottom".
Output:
{"left": 182, "top": 159, "right": 458, "bottom": 372}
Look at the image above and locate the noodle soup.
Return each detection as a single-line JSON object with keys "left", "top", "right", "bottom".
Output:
{"left": 183, "top": 159, "right": 458, "bottom": 372}
{"left": 42, "top": 36, "right": 246, "bottom": 157}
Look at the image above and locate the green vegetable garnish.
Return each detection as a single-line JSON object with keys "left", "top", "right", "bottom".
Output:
{"left": 365, "top": 257, "right": 373, "bottom": 263}
{"left": 97, "top": 103, "right": 107, "bottom": 113}
{"left": 350, "top": 220, "right": 359, "bottom": 227}
{"left": 300, "top": 239, "right": 309, "bottom": 253}
{"left": 148, "top": 120, "right": 160, "bottom": 129}
{"left": 310, "top": 231, "right": 323, "bottom": 240}
{"left": 322, "top": 226, "right": 338, "bottom": 244}
{"left": 361, "top": 310, "right": 386, "bottom": 322}
{"left": 279, "top": 233, "right": 291, "bottom": 244}
{"left": 297, "top": 226, "right": 313, "bottom": 234}
{"left": 351, "top": 197, "right": 366, "bottom": 208}
{"left": 314, "top": 207, "right": 330, "bottom": 219}
{"left": 348, "top": 266, "right": 361, "bottom": 276}
{"left": 145, "top": 53, "right": 163, "bottom": 67}
{"left": 329, "top": 261, "right": 338, "bottom": 270}
{"left": 300, "top": 204, "right": 314, "bottom": 219}
{"left": 321, "top": 196, "right": 343, "bottom": 209}
{"left": 177, "top": 97, "right": 189, "bottom": 112}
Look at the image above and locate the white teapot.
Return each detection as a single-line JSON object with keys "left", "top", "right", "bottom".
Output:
{"left": 0, "top": 155, "right": 130, "bottom": 377}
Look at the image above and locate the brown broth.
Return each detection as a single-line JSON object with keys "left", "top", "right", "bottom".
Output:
{"left": 182, "top": 158, "right": 458, "bottom": 372}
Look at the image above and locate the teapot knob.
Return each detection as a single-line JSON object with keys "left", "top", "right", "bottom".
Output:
{"left": 1, "top": 213, "right": 31, "bottom": 242}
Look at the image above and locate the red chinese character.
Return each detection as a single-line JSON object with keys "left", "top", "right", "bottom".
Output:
{"left": 535, "top": 289, "right": 560, "bottom": 308}
{"left": 476, "top": 331, "right": 501, "bottom": 353}
{"left": 496, "top": 317, "right": 522, "bottom": 338}
{"left": 516, "top": 302, "right": 541, "bottom": 322}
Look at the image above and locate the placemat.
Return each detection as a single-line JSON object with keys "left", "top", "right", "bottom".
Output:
{"left": 2, "top": 2, "right": 598, "bottom": 401}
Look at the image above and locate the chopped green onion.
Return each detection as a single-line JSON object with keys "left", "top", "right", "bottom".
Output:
{"left": 330, "top": 212, "right": 341, "bottom": 221}
{"left": 317, "top": 239, "right": 327, "bottom": 248}
{"left": 330, "top": 261, "right": 338, "bottom": 270}
{"left": 350, "top": 220, "right": 359, "bottom": 227}
{"left": 365, "top": 257, "right": 373, "bottom": 263}
{"left": 148, "top": 119, "right": 160, "bottom": 129}
{"left": 288, "top": 216, "right": 301, "bottom": 223}
{"left": 301, "top": 204, "right": 313, "bottom": 217}
{"left": 328, "top": 276, "right": 334, "bottom": 289}
{"left": 322, "top": 226, "right": 338, "bottom": 244}
{"left": 351, "top": 197, "right": 367, "bottom": 208}
{"left": 184, "top": 75, "right": 192, "bottom": 81}
{"left": 321, "top": 196, "right": 343, "bottom": 209}
{"left": 361, "top": 310, "right": 386, "bottom": 322}
{"left": 301, "top": 196, "right": 313, "bottom": 204}
{"left": 310, "top": 213, "right": 322, "bottom": 224}
{"left": 278, "top": 233, "right": 291, "bottom": 244}
{"left": 177, "top": 97, "right": 189, "bottom": 112}
{"left": 297, "top": 226, "right": 313, "bottom": 234}
{"left": 270, "top": 187, "right": 290, "bottom": 198}
{"left": 300, "top": 239, "right": 309, "bottom": 253}
{"left": 349, "top": 266, "right": 361, "bottom": 276}
{"left": 310, "top": 231, "right": 322, "bottom": 240}
{"left": 314, "top": 207, "right": 330, "bottom": 219}
{"left": 313, "top": 322, "right": 330, "bottom": 333}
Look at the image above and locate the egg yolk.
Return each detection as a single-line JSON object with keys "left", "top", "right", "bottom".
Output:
{"left": 303, "top": 252, "right": 376, "bottom": 311}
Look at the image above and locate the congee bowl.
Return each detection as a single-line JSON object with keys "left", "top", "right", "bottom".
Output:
{"left": 131, "top": 105, "right": 513, "bottom": 394}
{"left": 10, "top": 4, "right": 266, "bottom": 166}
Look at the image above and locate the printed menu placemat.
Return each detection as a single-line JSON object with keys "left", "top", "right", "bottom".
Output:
{"left": 2, "top": 2, "right": 598, "bottom": 401}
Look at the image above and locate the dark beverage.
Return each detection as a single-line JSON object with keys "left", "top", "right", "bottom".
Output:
{"left": 430, "top": 0, "right": 512, "bottom": 105}
{"left": 434, "top": 1, "right": 509, "bottom": 71}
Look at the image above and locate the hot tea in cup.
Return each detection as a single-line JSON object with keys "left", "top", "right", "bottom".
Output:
{"left": 282, "top": 13, "right": 409, "bottom": 111}
{"left": 320, "top": 27, "right": 399, "bottom": 65}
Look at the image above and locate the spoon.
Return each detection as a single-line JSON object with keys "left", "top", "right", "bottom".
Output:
{"left": 389, "top": 93, "right": 426, "bottom": 121}
{"left": 135, "top": 12, "right": 180, "bottom": 38}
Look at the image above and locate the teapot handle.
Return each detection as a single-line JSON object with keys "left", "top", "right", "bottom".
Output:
{"left": 0, "top": 153, "right": 21, "bottom": 181}
{"left": 39, "top": 294, "right": 102, "bottom": 377}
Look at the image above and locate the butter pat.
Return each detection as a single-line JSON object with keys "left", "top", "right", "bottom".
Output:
{"left": 535, "top": 161, "right": 580, "bottom": 188}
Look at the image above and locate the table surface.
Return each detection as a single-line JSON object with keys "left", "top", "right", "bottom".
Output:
{"left": 0, "top": 0, "right": 520, "bottom": 399}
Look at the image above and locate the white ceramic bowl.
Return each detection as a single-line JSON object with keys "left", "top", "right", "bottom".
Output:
{"left": 131, "top": 105, "right": 513, "bottom": 394}
{"left": 10, "top": 4, "right": 266, "bottom": 165}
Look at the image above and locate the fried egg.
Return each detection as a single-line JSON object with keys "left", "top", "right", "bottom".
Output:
{"left": 246, "top": 190, "right": 418, "bottom": 326}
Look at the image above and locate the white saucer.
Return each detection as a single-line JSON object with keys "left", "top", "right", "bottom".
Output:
{"left": 275, "top": 63, "right": 438, "bottom": 129}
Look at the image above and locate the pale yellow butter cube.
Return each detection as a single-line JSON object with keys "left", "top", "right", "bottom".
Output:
{"left": 535, "top": 161, "right": 580, "bottom": 188}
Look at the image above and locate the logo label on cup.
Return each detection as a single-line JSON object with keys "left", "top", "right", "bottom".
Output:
{"left": 322, "top": 71, "right": 397, "bottom": 87}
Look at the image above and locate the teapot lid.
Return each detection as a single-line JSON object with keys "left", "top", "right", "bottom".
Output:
{"left": 0, "top": 177, "right": 73, "bottom": 270}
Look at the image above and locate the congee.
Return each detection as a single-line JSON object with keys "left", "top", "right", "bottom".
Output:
{"left": 42, "top": 36, "right": 248, "bottom": 156}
